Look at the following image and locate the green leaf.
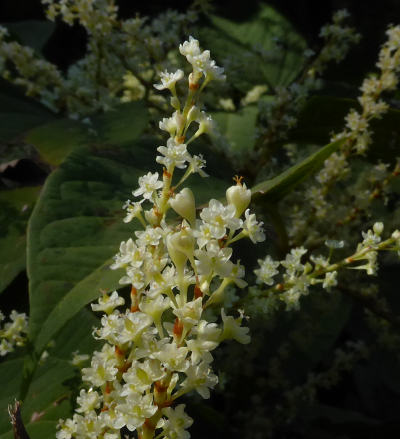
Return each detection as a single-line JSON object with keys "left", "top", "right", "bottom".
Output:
{"left": 25, "top": 119, "right": 90, "bottom": 167}
{"left": 251, "top": 138, "right": 344, "bottom": 202}
{"left": 0, "top": 358, "right": 25, "bottom": 434}
{"left": 197, "top": 4, "right": 306, "bottom": 92}
{"left": 28, "top": 138, "right": 230, "bottom": 354}
{"left": 0, "top": 308, "right": 100, "bottom": 439}
{"left": 0, "top": 80, "right": 56, "bottom": 142}
{"left": 0, "top": 186, "right": 41, "bottom": 293}
{"left": 211, "top": 105, "right": 258, "bottom": 153}
{"left": 26, "top": 101, "right": 149, "bottom": 166}
{"left": 90, "top": 101, "right": 150, "bottom": 147}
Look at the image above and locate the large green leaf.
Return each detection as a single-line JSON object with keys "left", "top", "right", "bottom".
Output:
{"left": 0, "top": 186, "right": 41, "bottom": 293}
{"left": 251, "top": 139, "right": 344, "bottom": 202}
{"left": 0, "top": 80, "right": 56, "bottom": 143}
{"left": 25, "top": 118, "right": 90, "bottom": 167}
{"left": 197, "top": 4, "right": 306, "bottom": 92}
{"left": 28, "top": 137, "right": 231, "bottom": 355}
{"left": 26, "top": 101, "right": 150, "bottom": 166}
{"left": 212, "top": 105, "right": 258, "bottom": 153}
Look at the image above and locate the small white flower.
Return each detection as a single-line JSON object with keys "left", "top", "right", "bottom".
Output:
{"left": 156, "top": 138, "right": 189, "bottom": 170}
{"left": 187, "top": 320, "right": 221, "bottom": 364}
{"left": 154, "top": 69, "right": 184, "bottom": 90}
{"left": 161, "top": 404, "right": 193, "bottom": 439}
{"left": 200, "top": 199, "right": 241, "bottom": 239}
{"left": 242, "top": 209, "right": 265, "bottom": 243}
{"left": 195, "top": 241, "right": 233, "bottom": 278}
{"left": 173, "top": 297, "right": 203, "bottom": 328}
{"left": 180, "top": 361, "right": 218, "bottom": 399}
{"left": 254, "top": 255, "right": 280, "bottom": 285}
{"left": 179, "top": 36, "right": 201, "bottom": 58}
{"left": 133, "top": 172, "right": 163, "bottom": 200}
{"left": 189, "top": 154, "right": 208, "bottom": 177}
{"left": 91, "top": 291, "right": 125, "bottom": 315}
{"left": 118, "top": 311, "right": 154, "bottom": 345}
{"left": 194, "top": 111, "right": 215, "bottom": 137}
{"left": 153, "top": 341, "right": 190, "bottom": 372}
{"left": 76, "top": 389, "right": 101, "bottom": 414}
{"left": 114, "top": 393, "right": 157, "bottom": 431}
{"left": 135, "top": 226, "right": 163, "bottom": 247}
{"left": 220, "top": 309, "right": 250, "bottom": 344}
{"left": 323, "top": 271, "right": 338, "bottom": 290}
{"left": 122, "top": 199, "right": 143, "bottom": 223}
{"left": 122, "top": 359, "right": 165, "bottom": 395}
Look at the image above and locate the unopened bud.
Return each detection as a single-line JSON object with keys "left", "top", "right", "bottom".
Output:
{"left": 173, "top": 225, "right": 195, "bottom": 259}
{"left": 166, "top": 232, "right": 188, "bottom": 277}
{"left": 391, "top": 230, "right": 400, "bottom": 240}
{"left": 187, "top": 105, "right": 200, "bottom": 125}
{"left": 169, "top": 188, "right": 196, "bottom": 226}
{"left": 373, "top": 222, "right": 384, "bottom": 236}
{"left": 226, "top": 182, "right": 251, "bottom": 217}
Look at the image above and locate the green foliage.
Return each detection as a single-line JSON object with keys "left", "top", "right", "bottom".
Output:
{"left": 0, "top": 81, "right": 55, "bottom": 143}
{"left": 26, "top": 101, "right": 149, "bottom": 166}
{"left": 251, "top": 139, "right": 344, "bottom": 202}
{"left": 212, "top": 105, "right": 258, "bottom": 153}
{"left": 0, "top": 186, "right": 41, "bottom": 293}
{"left": 197, "top": 5, "right": 306, "bottom": 92}
{"left": 0, "top": 308, "right": 100, "bottom": 438}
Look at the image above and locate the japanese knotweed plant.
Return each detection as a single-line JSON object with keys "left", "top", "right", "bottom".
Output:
{"left": 56, "top": 37, "right": 265, "bottom": 439}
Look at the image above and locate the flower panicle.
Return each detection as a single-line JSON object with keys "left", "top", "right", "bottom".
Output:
{"left": 57, "top": 36, "right": 265, "bottom": 439}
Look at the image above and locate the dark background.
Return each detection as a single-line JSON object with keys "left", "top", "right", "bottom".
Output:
{"left": 1, "top": 0, "right": 400, "bottom": 81}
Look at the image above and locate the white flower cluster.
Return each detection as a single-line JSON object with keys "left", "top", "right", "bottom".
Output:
{"left": 0, "top": 310, "right": 28, "bottom": 356}
{"left": 57, "top": 37, "right": 265, "bottom": 439}
{"left": 42, "top": 0, "right": 118, "bottom": 35}
{"left": 331, "top": 25, "right": 400, "bottom": 155}
{"left": 287, "top": 25, "right": 400, "bottom": 240}
{"left": 255, "top": 247, "right": 330, "bottom": 311}
{"left": 0, "top": 25, "right": 63, "bottom": 110}
{"left": 315, "top": 9, "right": 361, "bottom": 73}
{"left": 255, "top": 222, "right": 400, "bottom": 311}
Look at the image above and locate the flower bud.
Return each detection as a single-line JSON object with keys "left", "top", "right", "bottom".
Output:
{"left": 173, "top": 225, "right": 195, "bottom": 260}
{"left": 226, "top": 182, "right": 251, "bottom": 217}
{"left": 392, "top": 230, "right": 400, "bottom": 240}
{"left": 373, "top": 222, "right": 384, "bottom": 235}
{"left": 187, "top": 105, "right": 200, "bottom": 126}
{"left": 166, "top": 232, "right": 188, "bottom": 278}
{"left": 169, "top": 188, "right": 196, "bottom": 226}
